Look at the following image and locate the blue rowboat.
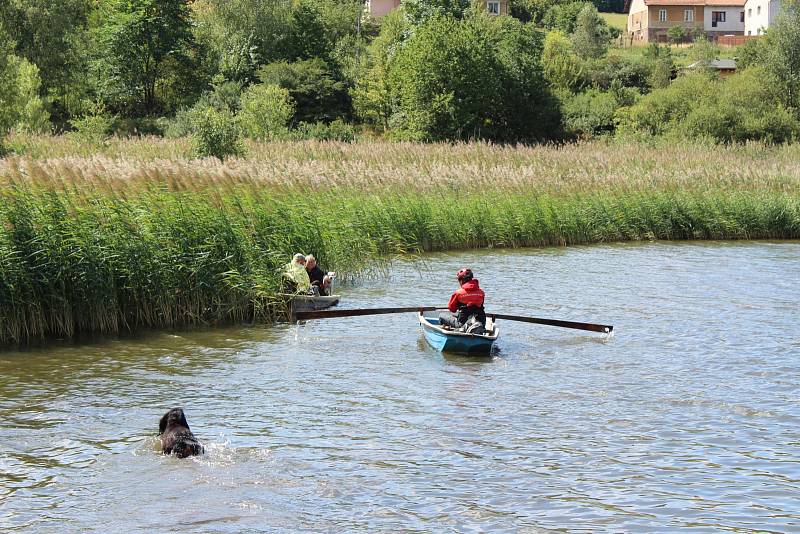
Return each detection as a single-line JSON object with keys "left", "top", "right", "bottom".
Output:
{"left": 418, "top": 312, "right": 499, "bottom": 355}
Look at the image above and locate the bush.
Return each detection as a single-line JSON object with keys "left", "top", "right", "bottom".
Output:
{"left": 191, "top": 106, "right": 244, "bottom": 160}
{"left": 562, "top": 88, "right": 618, "bottom": 137}
{"left": 542, "top": 1, "right": 591, "bottom": 33}
{"left": 570, "top": 4, "right": 609, "bottom": 59}
{"left": 258, "top": 58, "right": 349, "bottom": 125}
{"left": 291, "top": 119, "right": 356, "bottom": 141}
{"left": 542, "top": 30, "right": 583, "bottom": 91}
{"left": 666, "top": 26, "right": 685, "bottom": 45}
{"left": 617, "top": 68, "right": 800, "bottom": 143}
{"left": 68, "top": 101, "right": 115, "bottom": 145}
{"left": 582, "top": 54, "right": 651, "bottom": 91}
{"left": 238, "top": 84, "right": 295, "bottom": 140}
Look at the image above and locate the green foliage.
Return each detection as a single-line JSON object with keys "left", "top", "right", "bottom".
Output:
{"left": 403, "top": 0, "right": 472, "bottom": 26}
{"left": 290, "top": 0, "right": 332, "bottom": 61}
{"left": 389, "top": 13, "right": 560, "bottom": 142}
{"left": 0, "top": 0, "right": 91, "bottom": 128}
{"left": 582, "top": 54, "right": 651, "bottom": 91}
{"left": 191, "top": 106, "right": 244, "bottom": 160}
{"left": 570, "top": 4, "right": 609, "bottom": 59}
{"left": 68, "top": 101, "right": 114, "bottom": 145}
{"left": 291, "top": 119, "right": 356, "bottom": 142}
{"left": 192, "top": 0, "right": 293, "bottom": 82}
{"left": 689, "top": 37, "right": 720, "bottom": 66}
{"left": 258, "top": 59, "right": 349, "bottom": 125}
{"left": 238, "top": 84, "right": 295, "bottom": 140}
{"left": 649, "top": 57, "right": 674, "bottom": 89}
{"left": 542, "top": 1, "right": 591, "bottom": 34}
{"left": 542, "top": 30, "right": 582, "bottom": 91}
{"left": 736, "top": 36, "right": 770, "bottom": 70}
{"left": 0, "top": 55, "right": 50, "bottom": 134}
{"left": 561, "top": 88, "right": 618, "bottom": 137}
{"left": 617, "top": 69, "right": 800, "bottom": 143}
{"left": 90, "top": 0, "right": 197, "bottom": 116}
{"left": 352, "top": 10, "right": 406, "bottom": 130}
{"left": 666, "top": 25, "right": 685, "bottom": 45}
{"left": 509, "top": 0, "right": 559, "bottom": 23}
{"left": 764, "top": 7, "right": 800, "bottom": 110}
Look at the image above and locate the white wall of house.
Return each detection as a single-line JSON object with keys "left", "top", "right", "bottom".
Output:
{"left": 627, "top": 0, "right": 648, "bottom": 33}
{"left": 744, "top": 0, "right": 781, "bottom": 34}
{"left": 703, "top": 6, "right": 745, "bottom": 32}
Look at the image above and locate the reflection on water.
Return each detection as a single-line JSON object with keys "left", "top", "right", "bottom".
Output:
{"left": 1, "top": 241, "right": 800, "bottom": 532}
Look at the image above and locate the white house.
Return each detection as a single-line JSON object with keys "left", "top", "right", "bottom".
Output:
{"left": 744, "top": 0, "right": 781, "bottom": 34}
{"left": 704, "top": 0, "right": 746, "bottom": 37}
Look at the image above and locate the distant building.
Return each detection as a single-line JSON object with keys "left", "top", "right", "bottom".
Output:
{"left": 627, "top": 0, "right": 746, "bottom": 42}
{"left": 366, "top": 0, "right": 509, "bottom": 18}
{"left": 686, "top": 57, "right": 738, "bottom": 75}
{"left": 743, "top": 0, "right": 781, "bottom": 35}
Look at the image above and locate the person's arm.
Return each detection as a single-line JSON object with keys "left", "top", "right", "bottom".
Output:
{"left": 447, "top": 291, "right": 460, "bottom": 312}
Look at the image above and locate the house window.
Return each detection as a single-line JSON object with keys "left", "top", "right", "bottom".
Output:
{"left": 487, "top": 1, "right": 500, "bottom": 14}
{"left": 740, "top": 11, "right": 745, "bottom": 22}
{"left": 659, "top": 9, "right": 667, "bottom": 22}
{"left": 711, "top": 11, "right": 726, "bottom": 27}
{"left": 757, "top": 5, "right": 761, "bottom": 14}
{"left": 748, "top": 8, "right": 752, "bottom": 16}
{"left": 684, "top": 9, "right": 694, "bottom": 22}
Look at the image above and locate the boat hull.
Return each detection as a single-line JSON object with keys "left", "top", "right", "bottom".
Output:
{"left": 289, "top": 295, "right": 340, "bottom": 315}
{"left": 418, "top": 313, "right": 498, "bottom": 354}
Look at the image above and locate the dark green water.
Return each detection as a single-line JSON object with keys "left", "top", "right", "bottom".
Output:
{"left": 1, "top": 241, "right": 798, "bottom": 532}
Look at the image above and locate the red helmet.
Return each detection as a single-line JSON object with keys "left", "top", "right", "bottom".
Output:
{"left": 456, "top": 268, "right": 473, "bottom": 283}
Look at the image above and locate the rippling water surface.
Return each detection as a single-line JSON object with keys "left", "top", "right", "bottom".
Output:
{"left": 1, "top": 241, "right": 799, "bottom": 533}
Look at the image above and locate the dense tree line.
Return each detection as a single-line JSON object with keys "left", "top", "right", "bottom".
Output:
{"left": 0, "top": 0, "right": 799, "bottom": 154}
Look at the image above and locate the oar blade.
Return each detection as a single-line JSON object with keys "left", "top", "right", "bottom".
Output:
{"left": 488, "top": 313, "right": 613, "bottom": 334}
{"left": 295, "top": 306, "right": 439, "bottom": 321}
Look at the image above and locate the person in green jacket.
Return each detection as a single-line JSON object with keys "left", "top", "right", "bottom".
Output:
{"left": 283, "top": 253, "right": 311, "bottom": 293}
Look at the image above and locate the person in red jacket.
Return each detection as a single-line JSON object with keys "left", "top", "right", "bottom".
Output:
{"left": 439, "top": 268, "right": 486, "bottom": 330}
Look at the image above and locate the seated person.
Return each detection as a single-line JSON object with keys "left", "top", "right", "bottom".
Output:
{"left": 283, "top": 253, "right": 311, "bottom": 293}
{"left": 305, "top": 255, "right": 334, "bottom": 296}
{"left": 439, "top": 268, "right": 486, "bottom": 331}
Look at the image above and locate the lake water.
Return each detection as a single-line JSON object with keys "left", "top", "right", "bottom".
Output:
{"left": 1, "top": 241, "right": 799, "bottom": 533}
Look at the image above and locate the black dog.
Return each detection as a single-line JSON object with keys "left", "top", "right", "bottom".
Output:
{"left": 158, "top": 408, "right": 204, "bottom": 458}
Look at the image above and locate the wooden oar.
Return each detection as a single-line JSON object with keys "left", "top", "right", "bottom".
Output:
{"left": 295, "top": 306, "right": 440, "bottom": 321}
{"left": 487, "top": 313, "right": 613, "bottom": 334}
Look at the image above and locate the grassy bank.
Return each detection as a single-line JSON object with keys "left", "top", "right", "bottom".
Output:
{"left": 1, "top": 138, "right": 799, "bottom": 346}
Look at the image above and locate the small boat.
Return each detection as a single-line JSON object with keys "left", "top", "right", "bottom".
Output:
{"left": 288, "top": 294, "right": 340, "bottom": 315}
{"left": 418, "top": 312, "right": 499, "bottom": 355}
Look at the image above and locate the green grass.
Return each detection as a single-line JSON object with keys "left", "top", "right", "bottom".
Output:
{"left": 1, "top": 137, "right": 799, "bottom": 346}
{"left": 600, "top": 12, "right": 628, "bottom": 31}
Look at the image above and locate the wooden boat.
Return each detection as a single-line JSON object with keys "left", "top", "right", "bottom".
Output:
{"left": 418, "top": 312, "right": 499, "bottom": 354}
{"left": 288, "top": 294, "right": 340, "bottom": 315}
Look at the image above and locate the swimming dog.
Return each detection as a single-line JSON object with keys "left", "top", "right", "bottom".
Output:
{"left": 158, "top": 408, "right": 204, "bottom": 458}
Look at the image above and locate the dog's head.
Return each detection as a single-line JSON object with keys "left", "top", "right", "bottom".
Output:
{"left": 159, "top": 407, "right": 190, "bottom": 435}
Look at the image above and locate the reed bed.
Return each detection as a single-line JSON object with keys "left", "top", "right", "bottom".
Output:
{"left": 1, "top": 137, "right": 799, "bottom": 346}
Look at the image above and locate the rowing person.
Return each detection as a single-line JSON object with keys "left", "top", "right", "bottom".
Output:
{"left": 439, "top": 268, "right": 486, "bottom": 332}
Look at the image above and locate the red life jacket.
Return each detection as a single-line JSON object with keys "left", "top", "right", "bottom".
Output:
{"left": 448, "top": 279, "right": 485, "bottom": 312}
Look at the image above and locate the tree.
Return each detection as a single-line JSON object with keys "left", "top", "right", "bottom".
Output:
{"left": 191, "top": 0, "right": 294, "bottom": 83}
{"left": 237, "top": 84, "right": 295, "bottom": 140}
{"left": 91, "top": 0, "right": 197, "bottom": 116}
{"left": 403, "top": 0, "right": 472, "bottom": 26}
{"left": 388, "top": 12, "right": 560, "bottom": 141}
{"left": 765, "top": 2, "right": 800, "bottom": 110}
{"left": 0, "top": 0, "right": 91, "bottom": 128}
{"left": 258, "top": 59, "right": 350, "bottom": 124}
{"left": 666, "top": 25, "right": 685, "bottom": 45}
{"left": 290, "top": 0, "right": 332, "bottom": 62}
{"left": 0, "top": 28, "right": 50, "bottom": 142}
{"left": 570, "top": 4, "right": 609, "bottom": 59}
{"left": 542, "top": 1, "right": 591, "bottom": 34}
{"left": 192, "top": 106, "right": 243, "bottom": 160}
{"left": 541, "top": 30, "right": 583, "bottom": 91}
{"left": 351, "top": 10, "right": 406, "bottom": 130}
